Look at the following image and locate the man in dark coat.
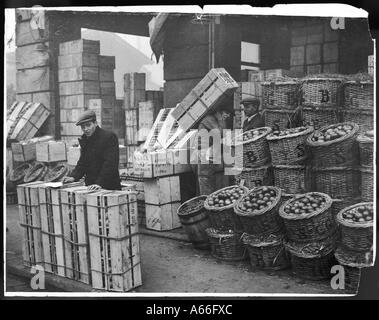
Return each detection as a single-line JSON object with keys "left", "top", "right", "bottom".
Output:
{"left": 63, "top": 110, "right": 121, "bottom": 191}
{"left": 241, "top": 97, "right": 265, "bottom": 131}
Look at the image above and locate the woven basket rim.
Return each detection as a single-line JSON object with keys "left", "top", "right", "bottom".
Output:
{"left": 342, "top": 109, "right": 373, "bottom": 115}
{"left": 311, "top": 166, "right": 358, "bottom": 172}
{"left": 278, "top": 192, "right": 332, "bottom": 221}
{"left": 302, "top": 106, "right": 341, "bottom": 111}
{"left": 262, "top": 80, "right": 298, "bottom": 85}
{"left": 204, "top": 185, "right": 249, "bottom": 211}
{"left": 285, "top": 241, "right": 335, "bottom": 258}
{"left": 9, "top": 163, "right": 32, "bottom": 181}
{"left": 306, "top": 122, "right": 359, "bottom": 147}
{"left": 45, "top": 164, "right": 69, "bottom": 182}
{"left": 234, "top": 127, "right": 272, "bottom": 146}
{"left": 234, "top": 164, "right": 273, "bottom": 172}
{"left": 360, "top": 167, "right": 374, "bottom": 173}
{"left": 345, "top": 80, "right": 374, "bottom": 85}
{"left": 273, "top": 164, "right": 305, "bottom": 169}
{"left": 265, "top": 109, "right": 295, "bottom": 114}
{"left": 302, "top": 77, "right": 344, "bottom": 82}
{"left": 357, "top": 135, "right": 374, "bottom": 143}
{"left": 24, "top": 162, "right": 47, "bottom": 182}
{"left": 205, "top": 227, "right": 238, "bottom": 239}
{"left": 336, "top": 202, "right": 373, "bottom": 228}
{"left": 242, "top": 233, "right": 284, "bottom": 247}
{"left": 234, "top": 186, "right": 282, "bottom": 217}
{"left": 177, "top": 195, "right": 207, "bottom": 216}
{"left": 266, "top": 126, "right": 313, "bottom": 141}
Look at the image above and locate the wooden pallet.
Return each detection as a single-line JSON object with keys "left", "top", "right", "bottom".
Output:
{"left": 144, "top": 176, "right": 181, "bottom": 231}
{"left": 171, "top": 68, "right": 239, "bottom": 132}
{"left": 17, "top": 181, "right": 46, "bottom": 267}
{"left": 36, "top": 140, "right": 67, "bottom": 163}
{"left": 38, "top": 182, "right": 84, "bottom": 275}
{"left": 11, "top": 136, "right": 53, "bottom": 162}
{"left": 9, "top": 102, "right": 51, "bottom": 141}
{"left": 59, "top": 186, "right": 93, "bottom": 284}
{"left": 86, "top": 190, "right": 142, "bottom": 292}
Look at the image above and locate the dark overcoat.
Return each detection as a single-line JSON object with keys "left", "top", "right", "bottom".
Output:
{"left": 70, "top": 126, "right": 121, "bottom": 190}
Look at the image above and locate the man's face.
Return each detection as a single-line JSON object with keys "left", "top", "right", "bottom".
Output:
{"left": 243, "top": 102, "right": 259, "bottom": 117}
{"left": 80, "top": 120, "right": 97, "bottom": 137}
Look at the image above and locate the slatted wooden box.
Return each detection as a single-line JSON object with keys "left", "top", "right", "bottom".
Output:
{"left": 59, "top": 186, "right": 93, "bottom": 284}
{"left": 58, "top": 53, "right": 99, "bottom": 69}
{"left": 11, "top": 136, "right": 53, "bottom": 162}
{"left": 9, "top": 102, "right": 51, "bottom": 141}
{"left": 59, "top": 81, "right": 100, "bottom": 96}
{"left": 60, "top": 94, "right": 100, "bottom": 110}
{"left": 171, "top": 68, "right": 238, "bottom": 132}
{"left": 133, "top": 150, "right": 174, "bottom": 178}
{"left": 7, "top": 101, "right": 30, "bottom": 137}
{"left": 144, "top": 175, "right": 182, "bottom": 231}
{"left": 143, "top": 108, "right": 173, "bottom": 151}
{"left": 38, "top": 182, "right": 84, "bottom": 276}
{"left": 138, "top": 101, "right": 156, "bottom": 142}
{"left": 67, "top": 146, "right": 81, "bottom": 166}
{"left": 58, "top": 66, "right": 99, "bottom": 82}
{"left": 17, "top": 181, "right": 46, "bottom": 267}
{"left": 124, "top": 73, "right": 146, "bottom": 110}
{"left": 86, "top": 190, "right": 142, "bottom": 292}
{"left": 59, "top": 39, "right": 100, "bottom": 55}
{"left": 36, "top": 140, "right": 67, "bottom": 163}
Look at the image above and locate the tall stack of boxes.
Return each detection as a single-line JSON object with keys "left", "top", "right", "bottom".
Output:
{"left": 58, "top": 39, "right": 101, "bottom": 142}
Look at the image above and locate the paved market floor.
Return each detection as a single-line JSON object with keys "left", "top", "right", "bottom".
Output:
{"left": 5, "top": 204, "right": 346, "bottom": 295}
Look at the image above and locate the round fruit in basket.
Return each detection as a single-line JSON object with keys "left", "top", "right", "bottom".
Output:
{"left": 341, "top": 204, "right": 373, "bottom": 223}
{"left": 207, "top": 186, "right": 246, "bottom": 208}
{"left": 243, "top": 128, "right": 267, "bottom": 141}
{"left": 282, "top": 194, "right": 327, "bottom": 215}
{"left": 311, "top": 124, "right": 353, "bottom": 142}
{"left": 271, "top": 126, "right": 307, "bottom": 137}
{"left": 237, "top": 186, "right": 279, "bottom": 213}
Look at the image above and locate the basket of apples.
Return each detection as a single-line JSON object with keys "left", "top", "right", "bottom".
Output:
{"left": 234, "top": 186, "right": 283, "bottom": 236}
{"left": 233, "top": 127, "right": 272, "bottom": 168}
{"left": 336, "top": 202, "right": 373, "bottom": 252}
{"left": 266, "top": 126, "right": 313, "bottom": 165}
{"left": 306, "top": 122, "right": 359, "bottom": 167}
{"left": 357, "top": 130, "right": 374, "bottom": 168}
{"left": 279, "top": 192, "right": 336, "bottom": 243}
{"left": 204, "top": 185, "right": 249, "bottom": 232}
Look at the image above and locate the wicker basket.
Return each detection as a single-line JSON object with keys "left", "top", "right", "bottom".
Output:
{"left": 334, "top": 244, "right": 373, "bottom": 267}
{"left": 234, "top": 127, "right": 272, "bottom": 168}
{"left": 264, "top": 109, "right": 298, "bottom": 131}
{"left": 301, "top": 77, "right": 344, "bottom": 108}
{"left": 336, "top": 202, "right": 373, "bottom": 252}
{"left": 279, "top": 192, "right": 337, "bottom": 242}
{"left": 273, "top": 165, "right": 309, "bottom": 194}
{"left": 306, "top": 122, "right": 360, "bottom": 167}
{"left": 24, "top": 162, "right": 48, "bottom": 183}
{"left": 6, "top": 192, "right": 18, "bottom": 205}
{"left": 234, "top": 165, "right": 274, "bottom": 189}
{"left": 234, "top": 186, "right": 283, "bottom": 236}
{"left": 357, "top": 134, "right": 374, "bottom": 168}
{"left": 206, "top": 228, "right": 247, "bottom": 261}
{"left": 360, "top": 167, "right": 373, "bottom": 202}
{"left": 302, "top": 106, "right": 341, "bottom": 130}
{"left": 242, "top": 233, "right": 290, "bottom": 271}
{"left": 341, "top": 109, "right": 373, "bottom": 134}
{"left": 312, "top": 166, "right": 360, "bottom": 199}
{"left": 284, "top": 236, "right": 338, "bottom": 280}
{"left": 9, "top": 163, "right": 32, "bottom": 184}
{"left": 204, "top": 185, "right": 249, "bottom": 232}
{"left": 267, "top": 126, "right": 313, "bottom": 165}
{"left": 44, "top": 164, "right": 70, "bottom": 182}
{"left": 344, "top": 81, "right": 373, "bottom": 111}
{"left": 331, "top": 197, "right": 361, "bottom": 221}
{"left": 262, "top": 80, "right": 300, "bottom": 110}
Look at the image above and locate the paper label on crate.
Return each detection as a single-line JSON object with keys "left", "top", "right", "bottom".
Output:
{"left": 44, "top": 182, "right": 64, "bottom": 188}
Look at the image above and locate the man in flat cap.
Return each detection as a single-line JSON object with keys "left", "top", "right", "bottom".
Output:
{"left": 241, "top": 97, "right": 265, "bottom": 131}
{"left": 63, "top": 110, "right": 121, "bottom": 191}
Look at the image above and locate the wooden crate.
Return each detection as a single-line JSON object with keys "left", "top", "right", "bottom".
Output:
{"left": 126, "top": 125, "right": 138, "bottom": 145}
{"left": 87, "top": 190, "right": 142, "bottom": 292}
{"left": 59, "top": 39, "right": 100, "bottom": 55}
{"left": 11, "top": 136, "right": 53, "bottom": 162}
{"left": 133, "top": 150, "right": 174, "bottom": 178}
{"left": 36, "top": 140, "right": 67, "bottom": 163}
{"left": 99, "top": 69, "right": 115, "bottom": 82}
{"left": 99, "top": 55, "right": 116, "bottom": 70}
{"left": 264, "top": 69, "right": 295, "bottom": 80}
{"left": 171, "top": 68, "right": 238, "bottom": 132}
{"left": 60, "top": 94, "right": 100, "bottom": 109}
{"left": 67, "top": 146, "right": 81, "bottom": 166}
{"left": 7, "top": 101, "right": 30, "bottom": 136}
{"left": 144, "top": 176, "right": 181, "bottom": 231}
{"left": 38, "top": 182, "right": 83, "bottom": 275}
{"left": 16, "top": 67, "right": 53, "bottom": 94}
{"left": 58, "top": 66, "right": 99, "bottom": 82}
{"left": 100, "top": 82, "right": 116, "bottom": 96}
{"left": 9, "top": 103, "right": 51, "bottom": 141}
{"left": 138, "top": 101, "right": 155, "bottom": 142}
{"left": 16, "top": 43, "right": 50, "bottom": 70}
{"left": 126, "top": 145, "right": 139, "bottom": 168}
{"left": 323, "top": 42, "right": 339, "bottom": 63}
{"left": 119, "top": 145, "right": 128, "bottom": 168}
{"left": 290, "top": 46, "right": 305, "bottom": 66}
{"left": 61, "top": 122, "right": 84, "bottom": 136}
{"left": 17, "top": 181, "right": 46, "bottom": 267}
{"left": 124, "top": 73, "right": 146, "bottom": 109}
{"left": 60, "top": 109, "right": 83, "bottom": 123}
{"left": 143, "top": 108, "right": 173, "bottom": 150}
{"left": 58, "top": 53, "right": 99, "bottom": 69}
{"left": 88, "top": 99, "right": 102, "bottom": 125}
{"left": 60, "top": 186, "right": 93, "bottom": 284}
{"left": 59, "top": 81, "right": 100, "bottom": 96}
{"left": 306, "top": 44, "right": 322, "bottom": 65}
{"left": 16, "top": 19, "right": 45, "bottom": 47}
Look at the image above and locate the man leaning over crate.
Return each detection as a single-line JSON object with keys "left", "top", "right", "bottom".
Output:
{"left": 63, "top": 110, "right": 121, "bottom": 191}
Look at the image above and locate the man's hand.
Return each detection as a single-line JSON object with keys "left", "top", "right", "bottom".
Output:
{"left": 63, "top": 176, "right": 75, "bottom": 184}
{"left": 88, "top": 184, "right": 101, "bottom": 191}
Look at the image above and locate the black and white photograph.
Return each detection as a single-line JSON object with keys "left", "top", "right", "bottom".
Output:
{"left": 3, "top": 4, "right": 377, "bottom": 300}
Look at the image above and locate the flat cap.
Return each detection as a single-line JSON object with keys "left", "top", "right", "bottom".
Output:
{"left": 241, "top": 97, "right": 260, "bottom": 105}
{"left": 75, "top": 110, "right": 96, "bottom": 126}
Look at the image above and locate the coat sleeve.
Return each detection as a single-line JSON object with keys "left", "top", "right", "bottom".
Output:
{"left": 95, "top": 133, "right": 119, "bottom": 187}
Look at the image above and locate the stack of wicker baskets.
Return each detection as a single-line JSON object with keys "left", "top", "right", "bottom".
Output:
{"left": 306, "top": 122, "right": 362, "bottom": 220}
{"left": 235, "top": 186, "right": 290, "bottom": 271}
{"left": 357, "top": 131, "right": 374, "bottom": 202}
{"left": 279, "top": 192, "right": 338, "bottom": 280}
{"left": 335, "top": 202, "right": 374, "bottom": 293}
{"left": 204, "top": 185, "right": 249, "bottom": 261}
{"left": 262, "top": 79, "right": 300, "bottom": 130}
{"left": 300, "top": 76, "right": 344, "bottom": 130}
